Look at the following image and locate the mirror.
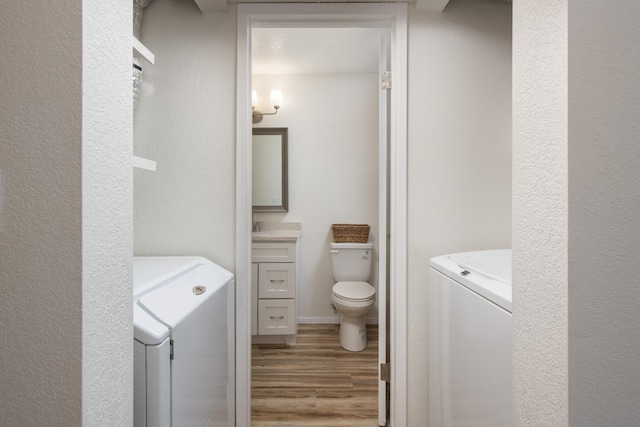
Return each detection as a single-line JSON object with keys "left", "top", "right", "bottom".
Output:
{"left": 252, "top": 127, "right": 288, "bottom": 212}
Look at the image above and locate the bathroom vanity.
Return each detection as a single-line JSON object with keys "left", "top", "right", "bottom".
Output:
{"left": 251, "top": 223, "right": 301, "bottom": 345}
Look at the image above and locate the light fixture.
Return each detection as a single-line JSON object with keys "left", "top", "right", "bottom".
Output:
{"left": 252, "top": 90, "right": 282, "bottom": 123}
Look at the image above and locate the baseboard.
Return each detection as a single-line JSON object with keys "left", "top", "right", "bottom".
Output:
{"left": 298, "top": 317, "right": 379, "bottom": 325}
{"left": 297, "top": 317, "right": 340, "bottom": 324}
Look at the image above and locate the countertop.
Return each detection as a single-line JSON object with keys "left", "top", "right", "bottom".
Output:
{"left": 252, "top": 222, "right": 301, "bottom": 242}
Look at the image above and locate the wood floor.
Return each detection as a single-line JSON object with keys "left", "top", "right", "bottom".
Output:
{"left": 251, "top": 324, "right": 380, "bottom": 427}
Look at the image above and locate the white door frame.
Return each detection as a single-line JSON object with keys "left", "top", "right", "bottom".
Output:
{"left": 235, "top": 4, "right": 408, "bottom": 426}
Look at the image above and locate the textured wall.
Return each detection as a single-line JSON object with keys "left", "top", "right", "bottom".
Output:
{"left": 567, "top": 1, "right": 640, "bottom": 424}
{"left": 0, "top": 2, "right": 83, "bottom": 424}
{"left": 253, "top": 73, "right": 380, "bottom": 323}
{"left": 82, "top": 0, "right": 133, "bottom": 424}
{"left": 133, "top": 0, "right": 237, "bottom": 271}
{"left": 0, "top": 0, "right": 133, "bottom": 425}
{"left": 513, "top": 1, "right": 569, "bottom": 425}
{"left": 407, "top": 0, "right": 512, "bottom": 424}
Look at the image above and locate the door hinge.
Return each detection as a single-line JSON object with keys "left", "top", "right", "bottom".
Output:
{"left": 380, "top": 363, "right": 391, "bottom": 382}
{"left": 381, "top": 71, "right": 391, "bottom": 90}
{"left": 170, "top": 339, "right": 174, "bottom": 360}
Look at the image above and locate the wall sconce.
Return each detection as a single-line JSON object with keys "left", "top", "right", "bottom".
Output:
{"left": 252, "top": 90, "right": 282, "bottom": 124}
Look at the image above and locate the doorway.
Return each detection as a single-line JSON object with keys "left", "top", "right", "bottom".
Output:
{"left": 236, "top": 4, "right": 408, "bottom": 427}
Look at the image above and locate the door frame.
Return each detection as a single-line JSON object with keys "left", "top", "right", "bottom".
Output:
{"left": 235, "top": 4, "right": 408, "bottom": 426}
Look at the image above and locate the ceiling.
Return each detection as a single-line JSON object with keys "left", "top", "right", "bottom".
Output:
{"left": 193, "top": 0, "right": 451, "bottom": 14}
{"left": 252, "top": 27, "right": 382, "bottom": 75}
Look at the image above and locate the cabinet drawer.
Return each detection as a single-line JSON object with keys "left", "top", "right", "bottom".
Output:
{"left": 252, "top": 242, "right": 296, "bottom": 263}
{"left": 258, "top": 299, "right": 296, "bottom": 335}
{"left": 259, "top": 263, "right": 295, "bottom": 299}
{"left": 251, "top": 263, "right": 258, "bottom": 336}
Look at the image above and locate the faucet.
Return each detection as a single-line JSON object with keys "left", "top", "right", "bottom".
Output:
{"left": 252, "top": 213, "right": 259, "bottom": 232}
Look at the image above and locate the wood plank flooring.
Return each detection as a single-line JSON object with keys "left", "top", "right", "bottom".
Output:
{"left": 251, "top": 324, "right": 380, "bottom": 427}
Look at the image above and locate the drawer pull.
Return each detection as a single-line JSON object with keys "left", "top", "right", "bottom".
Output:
{"left": 270, "top": 315, "right": 285, "bottom": 320}
{"left": 270, "top": 279, "right": 285, "bottom": 283}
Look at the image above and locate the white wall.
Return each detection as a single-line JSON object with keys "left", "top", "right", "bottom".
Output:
{"left": 252, "top": 73, "right": 380, "bottom": 323}
{"left": 134, "top": 0, "right": 237, "bottom": 271}
{"left": 512, "top": 2, "right": 568, "bottom": 425}
{"left": 0, "top": 0, "right": 132, "bottom": 425}
{"left": 567, "top": 1, "right": 640, "bottom": 423}
{"left": 407, "top": 0, "right": 512, "bottom": 424}
{"left": 515, "top": 1, "right": 640, "bottom": 425}
{"left": 83, "top": 0, "right": 134, "bottom": 424}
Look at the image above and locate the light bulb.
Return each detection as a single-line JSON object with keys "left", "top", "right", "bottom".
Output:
{"left": 270, "top": 90, "right": 283, "bottom": 109}
{"left": 251, "top": 90, "right": 257, "bottom": 109}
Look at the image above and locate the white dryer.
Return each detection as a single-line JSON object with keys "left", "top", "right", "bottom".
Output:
{"left": 429, "top": 249, "right": 512, "bottom": 427}
{"left": 133, "top": 257, "right": 234, "bottom": 427}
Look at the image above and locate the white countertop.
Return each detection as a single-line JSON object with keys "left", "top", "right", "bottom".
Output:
{"left": 252, "top": 222, "right": 301, "bottom": 242}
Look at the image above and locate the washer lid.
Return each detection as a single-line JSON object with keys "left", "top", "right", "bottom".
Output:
{"left": 333, "top": 281, "right": 376, "bottom": 301}
{"left": 429, "top": 249, "right": 512, "bottom": 312}
{"left": 449, "top": 249, "right": 512, "bottom": 284}
{"left": 132, "top": 256, "right": 234, "bottom": 345}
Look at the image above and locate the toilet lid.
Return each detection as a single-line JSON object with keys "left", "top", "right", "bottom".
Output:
{"left": 333, "top": 281, "right": 376, "bottom": 302}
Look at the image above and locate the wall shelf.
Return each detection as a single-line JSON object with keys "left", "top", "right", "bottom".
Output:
{"left": 132, "top": 36, "right": 155, "bottom": 64}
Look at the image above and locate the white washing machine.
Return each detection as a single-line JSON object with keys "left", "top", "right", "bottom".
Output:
{"left": 428, "top": 249, "right": 512, "bottom": 427}
{"left": 133, "top": 257, "right": 234, "bottom": 427}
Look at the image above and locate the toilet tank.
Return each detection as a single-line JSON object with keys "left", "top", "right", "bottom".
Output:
{"left": 330, "top": 242, "right": 374, "bottom": 282}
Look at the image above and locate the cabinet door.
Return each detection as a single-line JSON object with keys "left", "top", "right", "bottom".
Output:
{"left": 258, "top": 263, "right": 295, "bottom": 299}
{"left": 258, "top": 299, "right": 296, "bottom": 335}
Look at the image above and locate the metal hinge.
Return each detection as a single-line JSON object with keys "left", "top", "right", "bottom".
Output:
{"left": 380, "top": 363, "right": 391, "bottom": 382}
{"left": 381, "top": 71, "right": 391, "bottom": 90}
{"left": 170, "top": 339, "right": 174, "bottom": 360}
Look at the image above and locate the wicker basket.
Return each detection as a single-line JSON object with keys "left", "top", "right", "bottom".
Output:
{"left": 331, "top": 224, "right": 370, "bottom": 243}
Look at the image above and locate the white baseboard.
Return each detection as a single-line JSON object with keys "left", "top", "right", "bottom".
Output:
{"left": 298, "top": 317, "right": 379, "bottom": 325}
{"left": 298, "top": 317, "right": 339, "bottom": 324}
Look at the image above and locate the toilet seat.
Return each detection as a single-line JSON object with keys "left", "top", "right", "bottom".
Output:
{"left": 332, "top": 281, "right": 376, "bottom": 302}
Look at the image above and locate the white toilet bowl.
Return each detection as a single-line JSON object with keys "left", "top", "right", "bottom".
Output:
{"left": 332, "top": 281, "right": 376, "bottom": 352}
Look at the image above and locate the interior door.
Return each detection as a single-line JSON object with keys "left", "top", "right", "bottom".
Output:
{"left": 378, "top": 30, "right": 391, "bottom": 427}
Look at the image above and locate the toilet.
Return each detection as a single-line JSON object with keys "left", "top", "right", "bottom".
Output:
{"left": 330, "top": 242, "right": 376, "bottom": 352}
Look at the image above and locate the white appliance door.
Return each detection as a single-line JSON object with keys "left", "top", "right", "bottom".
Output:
{"left": 428, "top": 267, "right": 512, "bottom": 427}
{"left": 138, "top": 266, "right": 230, "bottom": 427}
{"left": 170, "top": 282, "right": 229, "bottom": 426}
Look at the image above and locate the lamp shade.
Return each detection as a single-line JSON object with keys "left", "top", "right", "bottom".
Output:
{"left": 270, "top": 90, "right": 283, "bottom": 108}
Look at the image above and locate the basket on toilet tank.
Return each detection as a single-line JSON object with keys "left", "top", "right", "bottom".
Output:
{"left": 331, "top": 224, "right": 370, "bottom": 243}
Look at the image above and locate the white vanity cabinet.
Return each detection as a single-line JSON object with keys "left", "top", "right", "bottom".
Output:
{"left": 251, "top": 241, "right": 298, "bottom": 340}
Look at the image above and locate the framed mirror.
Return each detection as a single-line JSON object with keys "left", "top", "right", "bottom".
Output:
{"left": 252, "top": 127, "right": 288, "bottom": 212}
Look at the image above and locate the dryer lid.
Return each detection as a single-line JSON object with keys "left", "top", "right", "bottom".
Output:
{"left": 333, "top": 281, "right": 376, "bottom": 301}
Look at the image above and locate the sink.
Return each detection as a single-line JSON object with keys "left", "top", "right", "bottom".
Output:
{"left": 252, "top": 232, "right": 272, "bottom": 237}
